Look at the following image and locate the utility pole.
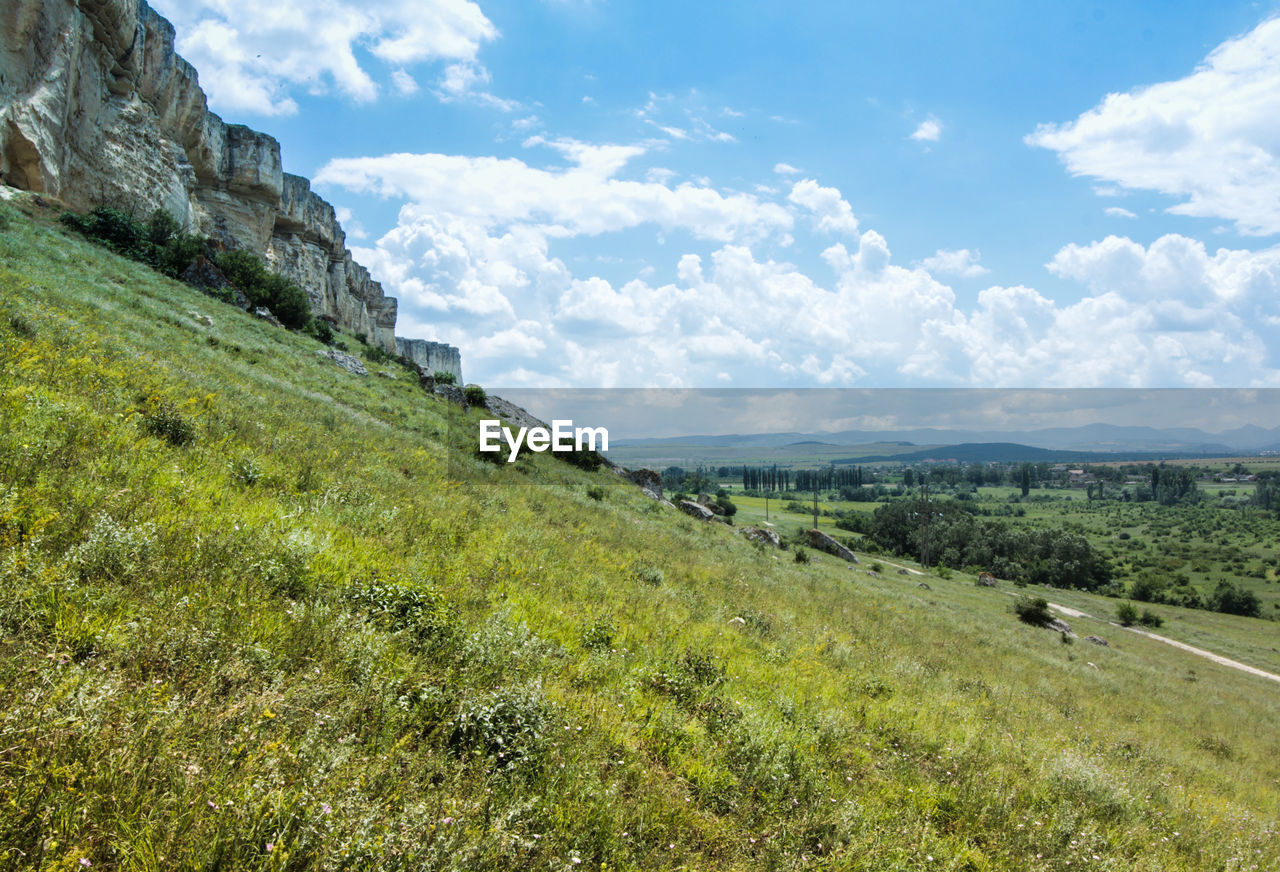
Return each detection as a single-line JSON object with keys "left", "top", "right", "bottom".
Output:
{"left": 919, "top": 470, "right": 931, "bottom": 567}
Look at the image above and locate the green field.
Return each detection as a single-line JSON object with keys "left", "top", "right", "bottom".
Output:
{"left": 2, "top": 194, "right": 1279, "bottom": 870}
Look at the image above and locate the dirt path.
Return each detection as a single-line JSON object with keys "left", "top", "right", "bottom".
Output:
{"left": 1043, "top": 601, "right": 1280, "bottom": 685}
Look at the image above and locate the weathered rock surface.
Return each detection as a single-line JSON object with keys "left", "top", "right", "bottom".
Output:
{"left": 977, "top": 573, "right": 998, "bottom": 587}
{"left": 315, "top": 348, "right": 368, "bottom": 376}
{"left": 0, "top": 0, "right": 431, "bottom": 359}
{"left": 621, "top": 468, "right": 663, "bottom": 500}
{"left": 741, "top": 526, "right": 781, "bottom": 548}
{"left": 1084, "top": 635, "right": 1109, "bottom": 647}
{"left": 679, "top": 500, "right": 715, "bottom": 521}
{"left": 1046, "top": 618, "right": 1073, "bottom": 635}
{"left": 805, "top": 529, "right": 859, "bottom": 564}
{"left": 253, "top": 306, "right": 283, "bottom": 328}
{"left": 396, "top": 337, "right": 462, "bottom": 384}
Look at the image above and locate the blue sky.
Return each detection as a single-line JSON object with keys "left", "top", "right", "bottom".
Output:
{"left": 150, "top": 0, "right": 1280, "bottom": 389}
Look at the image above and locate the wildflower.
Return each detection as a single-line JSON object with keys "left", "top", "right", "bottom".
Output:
{"left": 266, "top": 844, "right": 274, "bottom": 853}
{"left": 321, "top": 803, "right": 332, "bottom": 815}
{"left": 80, "top": 861, "right": 91, "bottom": 868}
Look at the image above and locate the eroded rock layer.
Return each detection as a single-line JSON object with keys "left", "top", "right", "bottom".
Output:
{"left": 0, "top": 0, "right": 404, "bottom": 352}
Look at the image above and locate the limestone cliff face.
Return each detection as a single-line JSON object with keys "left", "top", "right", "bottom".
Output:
{"left": 0, "top": 0, "right": 405, "bottom": 354}
{"left": 396, "top": 337, "right": 462, "bottom": 384}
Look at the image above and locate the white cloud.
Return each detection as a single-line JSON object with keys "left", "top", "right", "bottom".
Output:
{"left": 325, "top": 130, "right": 1280, "bottom": 387}
{"left": 917, "top": 248, "right": 990, "bottom": 278}
{"left": 910, "top": 118, "right": 942, "bottom": 142}
{"left": 390, "top": 70, "right": 419, "bottom": 96}
{"left": 787, "top": 179, "right": 859, "bottom": 238}
{"left": 317, "top": 143, "right": 793, "bottom": 242}
{"left": 150, "top": 0, "right": 497, "bottom": 116}
{"left": 1105, "top": 206, "right": 1137, "bottom": 219}
{"left": 436, "top": 62, "right": 519, "bottom": 110}
{"left": 1027, "top": 17, "right": 1280, "bottom": 235}
{"left": 773, "top": 162, "right": 801, "bottom": 175}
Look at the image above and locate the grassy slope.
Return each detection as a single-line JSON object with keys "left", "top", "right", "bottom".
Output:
{"left": 0, "top": 197, "right": 1278, "bottom": 871}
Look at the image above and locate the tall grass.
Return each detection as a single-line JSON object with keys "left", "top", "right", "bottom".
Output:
{"left": 0, "top": 196, "right": 1277, "bottom": 869}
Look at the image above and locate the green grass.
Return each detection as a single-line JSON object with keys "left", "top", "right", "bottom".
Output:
{"left": 1, "top": 194, "right": 1279, "bottom": 870}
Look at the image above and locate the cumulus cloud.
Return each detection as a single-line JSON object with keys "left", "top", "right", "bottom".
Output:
{"left": 323, "top": 129, "right": 1280, "bottom": 387}
{"left": 1027, "top": 17, "right": 1280, "bottom": 235}
{"left": 150, "top": 0, "right": 498, "bottom": 115}
{"left": 435, "top": 61, "right": 519, "bottom": 110}
{"left": 787, "top": 179, "right": 859, "bottom": 237}
{"left": 910, "top": 118, "right": 942, "bottom": 142}
{"left": 917, "top": 248, "right": 990, "bottom": 278}
{"left": 1105, "top": 206, "right": 1137, "bottom": 219}
{"left": 317, "top": 143, "right": 793, "bottom": 242}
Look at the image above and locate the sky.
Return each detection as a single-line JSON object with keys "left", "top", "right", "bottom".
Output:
{"left": 148, "top": 0, "right": 1280, "bottom": 390}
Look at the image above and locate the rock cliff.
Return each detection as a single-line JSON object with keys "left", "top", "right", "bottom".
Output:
{"left": 396, "top": 337, "right": 462, "bottom": 384}
{"left": 0, "top": 0, "right": 432, "bottom": 358}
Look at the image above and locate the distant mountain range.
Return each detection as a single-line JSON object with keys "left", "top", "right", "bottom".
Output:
{"left": 614, "top": 422, "right": 1280, "bottom": 457}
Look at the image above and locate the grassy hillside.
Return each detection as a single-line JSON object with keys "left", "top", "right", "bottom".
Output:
{"left": 1, "top": 194, "right": 1278, "bottom": 870}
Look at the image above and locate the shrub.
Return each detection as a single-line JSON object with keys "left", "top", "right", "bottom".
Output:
{"left": 794, "top": 548, "right": 810, "bottom": 564}
{"left": 433, "top": 371, "right": 457, "bottom": 385}
{"left": 449, "top": 685, "right": 549, "bottom": 768}
{"left": 463, "top": 384, "right": 487, "bottom": 406}
{"left": 1116, "top": 601, "right": 1139, "bottom": 626}
{"left": 585, "top": 485, "right": 605, "bottom": 502}
{"left": 1208, "top": 581, "right": 1261, "bottom": 617}
{"left": 650, "top": 648, "right": 725, "bottom": 703}
{"left": 310, "top": 319, "right": 335, "bottom": 345}
{"left": 343, "top": 574, "right": 456, "bottom": 649}
{"left": 580, "top": 615, "right": 615, "bottom": 651}
{"left": 632, "top": 564, "right": 664, "bottom": 586}
{"left": 71, "top": 515, "right": 157, "bottom": 584}
{"left": 229, "top": 455, "right": 263, "bottom": 486}
{"left": 138, "top": 395, "right": 195, "bottom": 446}
{"left": 1014, "top": 596, "right": 1054, "bottom": 627}
{"left": 214, "top": 249, "right": 311, "bottom": 329}
{"left": 1138, "top": 608, "right": 1164, "bottom": 628}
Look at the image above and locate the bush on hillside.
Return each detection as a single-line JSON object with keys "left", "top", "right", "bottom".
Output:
{"left": 433, "top": 370, "right": 457, "bottom": 385}
{"left": 1208, "top": 581, "right": 1262, "bottom": 617}
{"left": 463, "top": 384, "right": 487, "bottom": 406}
{"left": 138, "top": 395, "right": 196, "bottom": 447}
{"left": 214, "top": 249, "right": 311, "bottom": 330}
{"left": 449, "top": 685, "right": 550, "bottom": 769}
{"left": 1014, "top": 596, "right": 1054, "bottom": 627}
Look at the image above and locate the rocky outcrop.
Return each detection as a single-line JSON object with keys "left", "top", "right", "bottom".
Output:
{"left": 805, "top": 529, "right": 859, "bottom": 564}
{"left": 397, "top": 337, "right": 462, "bottom": 384}
{"left": 0, "top": 0, "right": 429, "bottom": 358}
{"left": 741, "top": 526, "right": 781, "bottom": 548}
{"left": 679, "top": 500, "right": 715, "bottom": 521}
{"left": 315, "top": 348, "right": 368, "bottom": 377}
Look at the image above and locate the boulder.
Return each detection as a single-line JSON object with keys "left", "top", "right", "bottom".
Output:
{"left": 315, "top": 348, "right": 368, "bottom": 376}
{"left": 918, "top": 582, "right": 932, "bottom": 590}
{"left": 679, "top": 500, "right": 715, "bottom": 521}
{"left": 622, "top": 468, "right": 663, "bottom": 499}
{"left": 181, "top": 255, "right": 249, "bottom": 309}
{"left": 977, "top": 573, "right": 998, "bottom": 587}
{"left": 434, "top": 384, "right": 467, "bottom": 407}
{"left": 254, "top": 306, "right": 284, "bottom": 328}
{"left": 1046, "top": 618, "right": 1073, "bottom": 635}
{"left": 741, "top": 526, "right": 781, "bottom": 548}
{"left": 1084, "top": 635, "right": 1109, "bottom": 647}
{"left": 805, "top": 528, "right": 859, "bottom": 564}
